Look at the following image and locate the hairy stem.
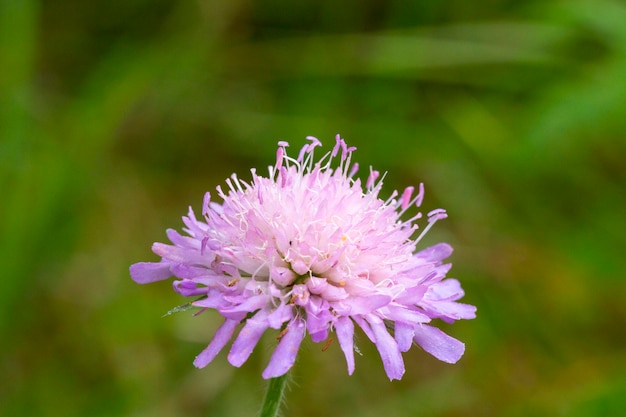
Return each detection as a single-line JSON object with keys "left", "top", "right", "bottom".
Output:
{"left": 259, "top": 372, "right": 289, "bottom": 417}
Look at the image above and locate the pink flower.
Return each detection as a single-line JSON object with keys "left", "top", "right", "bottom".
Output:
{"left": 131, "top": 135, "right": 476, "bottom": 380}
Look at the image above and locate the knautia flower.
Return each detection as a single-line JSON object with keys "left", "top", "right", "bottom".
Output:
{"left": 130, "top": 135, "right": 476, "bottom": 380}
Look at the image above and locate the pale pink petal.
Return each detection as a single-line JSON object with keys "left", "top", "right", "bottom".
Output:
{"left": 266, "top": 303, "right": 294, "bottom": 329}
{"left": 383, "top": 304, "right": 431, "bottom": 324}
{"left": 394, "top": 321, "right": 415, "bottom": 353}
{"left": 193, "top": 319, "right": 239, "bottom": 368}
{"left": 166, "top": 228, "right": 198, "bottom": 248}
{"left": 152, "top": 242, "right": 206, "bottom": 264}
{"left": 173, "top": 280, "right": 205, "bottom": 296}
{"left": 262, "top": 319, "right": 306, "bottom": 379}
{"left": 339, "top": 295, "right": 391, "bottom": 315}
{"left": 415, "top": 243, "right": 453, "bottom": 262}
{"left": 335, "top": 317, "right": 355, "bottom": 374}
{"left": 169, "top": 263, "right": 209, "bottom": 279}
{"left": 352, "top": 315, "right": 375, "bottom": 342}
{"left": 310, "top": 329, "right": 328, "bottom": 343}
{"left": 413, "top": 324, "right": 465, "bottom": 363}
{"left": 429, "top": 301, "right": 477, "bottom": 321}
{"left": 130, "top": 262, "right": 171, "bottom": 284}
{"left": 427, "top": 279, "right": 465, "bottom": 300}
{"left": 370, "top": 318, "right": 405, "bottom": 380}
{"left": 228, "top": 312, "right": 269, "bottom": 367}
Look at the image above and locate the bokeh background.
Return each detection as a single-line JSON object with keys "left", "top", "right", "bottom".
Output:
{"left": 2, "top": 0, "right": 625, "bottom": 416}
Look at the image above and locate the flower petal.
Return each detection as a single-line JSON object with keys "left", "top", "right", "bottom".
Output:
{"left": 262, "top": 319, "right": 306, "bottom": 379}
{"left": 369, "top": 317, "right": 405, "bottom": 380}
{"left": 382, "top": 304, "right": 431, "bottom": 324}
{"left": 428, "top": 301, "right": 477, "bottom": 321}
{"left": 412, "top": 324, "right": 465, "bottom": 363}
{"left": 339, "top": 294, "right": 391, "bottom": 316}
{"left": 219, "top": 294, "right": 268, "bottom": 316}
{"left": 169, "top": 263, "right": 210, "bottom": 279}
{"left": 193, "top": 319, "right": 239, "bottom": 368}
{"left": 335, "top": 317, "right": 355, "bottom": 375}
{"left": 166, "top": 228, "right": 199, "bottom": 248}
{"left": 310, "top": 329, "right": 328, "bottom": 343}
{"left": 129, "top": 262, "right": 171, "bottom": 284}
{"left": 394, "top": 321, "right": 415, "bottom": 353}
{"left": 427, "top": 278, "right": 465, "bottom": 301}
{"left": 228, "top": 312, "right": 269, "bottom": 367}
{"left": 152, "top": 242, "right": 206, "bottom": 265}
{"left": 192, "top": 289, "right": 226, "bottom": 309}
{"left": 173, "top": 280, "right": 205, "bottom": 297}
{"left": 352, "top": 316, "right": 375, "bottom": 342}
{"left": 415, "top": 243, "right": 453, "bottom": 262}
{"left": 304, "top": 305, "right": 333, "bottom": 336}
{"left": 266, "top": 302, "right": 294, "bottom": 329}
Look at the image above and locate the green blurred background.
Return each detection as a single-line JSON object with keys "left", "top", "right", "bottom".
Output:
{"left": 2, "top": 0, "right": 625, "bottom": 416}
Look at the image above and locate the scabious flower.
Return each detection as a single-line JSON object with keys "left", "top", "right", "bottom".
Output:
{"left": 131, "top": 135, "right": 476, "bottom": 380}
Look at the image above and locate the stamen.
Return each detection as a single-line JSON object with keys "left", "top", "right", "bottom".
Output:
{"left": 401, "top": 186, "right": 414, "bottom": 210}
{"left": 331, "top": 134, "right": 342, "bottom": 158}
{"left": 397, "top": 182, "right": 424, "bottom": 217}
{"left": 297, "top": 143, "right": 309, "bottom": 163}
{"left": 257, "top": 185, "right": 264, "bottom": 205}
{"left": 340, "top": 140, "right": 348, "bottom": 161}
{"left": 302, "top": 137, "right": 322, "bottom": 172}
{"left": 279, "top": 166, "right": 288, "bottom": 187}
{"left": 215, "top": 185, "right": 227, "bottom": 200}
{"left": 415, "top": 209, "right": 447, "bottom": 244}
{"left": 384, "top": 189, "right": 399, "bottom": 205}
{"left": 404, "top": 211, "right": 423, "bottom": 225}
{"left": 231, "top": 173, "right": 244, "bottom": 192}
{"left": 415, "top": 183, "right": 425, "bottom": 207}
{"left": 427, "top": 208, "right": 448, "bottom": 221}
{"left": 202, "top": 192, "right": 211, "bottom": 217}
{"left": 366, "top": 169, "right": 380, "bottom": 189}
{"left": 275, "top": 146, "right": 285, "bottom": 172}
{"left": 306, "top": 136, "right": 322, "bottom": 148}
{"left": 201, "top": 236, "right": 210, "bottom": 255}
{"left": 348, "top": 162, "right": 359, "bottom": 178}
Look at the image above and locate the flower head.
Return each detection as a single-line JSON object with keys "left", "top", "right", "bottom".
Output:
{"left": 131, "top": 135, "right": 476, "bottom": 380}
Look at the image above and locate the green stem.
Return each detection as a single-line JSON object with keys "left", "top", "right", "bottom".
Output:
{"left": 259, "top": 372, "right": 289, "bottom": 417}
